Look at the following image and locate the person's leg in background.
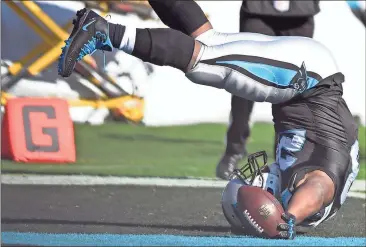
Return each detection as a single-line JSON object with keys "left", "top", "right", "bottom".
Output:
{"left": 216, "top": 14, "right": 276, "bottom": 180}
{"left": 274, "top": 16, "right": 315, "bottom": 38}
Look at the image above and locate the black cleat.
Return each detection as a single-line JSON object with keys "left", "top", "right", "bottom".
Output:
{"left": 58, "top": 8, "right": 113, "bottom": 77}
{"left": 216, "top": 154, "right": 243, "bottom": 180}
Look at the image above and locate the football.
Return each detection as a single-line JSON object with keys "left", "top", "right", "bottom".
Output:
{"left": 236, "top": 186, "right": 285, "bottom": 238}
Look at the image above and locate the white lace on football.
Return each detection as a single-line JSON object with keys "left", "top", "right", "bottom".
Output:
{"left": 243, "top": 209, "right": 264, "bottom": 233}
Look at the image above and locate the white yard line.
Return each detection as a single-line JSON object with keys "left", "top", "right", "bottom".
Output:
{"left": 1, "top": 174, "right": 365, "bottom": 194}
{"left": 347, "top": 191, "right": 366, "bottom": 199}
{"left": 351, "top": 180, "right": 366, "bottom": 191}
{"left": 1, "top": 174, "right": 228, "bottom": 188}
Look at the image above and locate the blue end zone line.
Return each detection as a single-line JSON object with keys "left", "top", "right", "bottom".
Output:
{"left": 2, "top": 232, "right": 366, "bottom": 246}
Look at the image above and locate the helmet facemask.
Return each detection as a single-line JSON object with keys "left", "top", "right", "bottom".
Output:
{"left": 232, "top": 150, "right": 268, "bottom": 188}
{"left": 233, "top": 150, "right": 281, "bottom": 198}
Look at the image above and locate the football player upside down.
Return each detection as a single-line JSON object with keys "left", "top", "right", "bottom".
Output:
{"left": 58, "top": 1, "right": 360, "bottom": 240}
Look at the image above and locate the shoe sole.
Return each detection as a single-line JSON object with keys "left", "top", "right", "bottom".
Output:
{"left": 59, "top": 9, "right": 91, "bottom": 77}
{"left": 216, "top": 166, "right": 231, "bottom": 180}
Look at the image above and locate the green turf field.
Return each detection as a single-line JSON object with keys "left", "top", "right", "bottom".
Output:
{"left": 1, "top": 122, "right": 365, "bottom": 179}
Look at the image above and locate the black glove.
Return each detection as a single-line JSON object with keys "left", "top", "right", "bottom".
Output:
{"left": 277, "top": 212, "right": 297, "bottom": 239}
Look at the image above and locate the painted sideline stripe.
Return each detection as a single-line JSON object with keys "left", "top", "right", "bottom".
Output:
{"left": 351, "top": 180, "right": 366, "bottom": 191}
{"left": 347, "top": 192, "right": 366, "bottom": 199}
{"left": 2, "top": 232, "right": 366, "bottom": 247}
{"left": 2, "top": 175, "right": 365, "bottom": 199}
{"left": 2, "top": 174, "right": 365, "bottom": 190}
{"left": 1, "top": 175, "right": 365, "bottom": 198}
{"left": 0, "top": 174, "right": 229, "bottom": 187}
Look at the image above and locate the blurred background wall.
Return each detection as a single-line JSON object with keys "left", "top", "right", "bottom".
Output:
{"left": 1, "top": 1, "right": 365, "bottom": 126}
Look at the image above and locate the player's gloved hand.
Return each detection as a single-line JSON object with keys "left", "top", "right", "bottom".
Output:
{"left": 276, "top": 212, "right": 297, "bottom": 239}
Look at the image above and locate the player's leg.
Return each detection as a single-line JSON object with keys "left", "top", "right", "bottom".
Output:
{"left": 58, "top": 7, "right": 285, "bottom": 78}
{"left": 58, "top": 8, "right": 201, "bottom": 77}
{"left": 58, "top": 8, "right": 272, "bottom": 78}
{"left": 58, "top": 8, "right": 336, "bottom": 106}
{"left": 216, "top": 14, "right": 277, "bottom": 180}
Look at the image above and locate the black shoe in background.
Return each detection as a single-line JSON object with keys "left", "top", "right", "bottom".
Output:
{"left": 216, "top": 153, "right": 244, "bottom": 180}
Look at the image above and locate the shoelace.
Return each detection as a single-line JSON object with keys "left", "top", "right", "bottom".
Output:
{"left": 77, "top": 29, "right": 109, "bottom": 71}
{"left": 62, "top": 15, "right": 111, "bottom": 72}
{"left": 77, "top": 38, "right": 98, "bottom": 62}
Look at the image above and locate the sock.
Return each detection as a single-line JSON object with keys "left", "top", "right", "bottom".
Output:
{"left": 108, "top": 23, "right": 136, "bottom": 54}
{"left": 132, "top": 28, "right": 195, "bottom": 71}
{"left": 108, "top": 24, "right": 194, "bottom": 71}
{"left": 131, "top": 29, "right": 151, "bottom": 61}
